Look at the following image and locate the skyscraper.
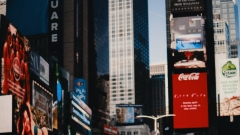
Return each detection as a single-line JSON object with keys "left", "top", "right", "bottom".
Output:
{"left": 149, "top": 63, "right": 168, "bottom": 133}
{"left": 212, "top": 0, "right": 240, "bottom": 58}
{"left": 109, "top": 0, "right": 149, "bottom": 117}
{"left": 88, "top": 0, "right": 110, "bottom": 132}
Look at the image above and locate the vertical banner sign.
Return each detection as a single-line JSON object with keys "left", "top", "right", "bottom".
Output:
{"left": 49, "top": 0, "right": 63, "bottom": 64}
{"left": 74, "top": 78, "right": 87, "bottom": 104}
{"left": 219, "top": 58, "right": 240, "bottom": 116}
{"left": 172, "top": 73, "right": 209, "bottom": 129}
{"left": 32, "top": 81, "right": 53, "bottom": 130}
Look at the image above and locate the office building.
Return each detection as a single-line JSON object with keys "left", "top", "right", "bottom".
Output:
{"left": 149, "top": 64, "right": 168, "bottom": 134}
{"left": 212, "top": 0, "right": 240, "bottom": 58}
{"left": 109, "top": 0, "right": 149, "bottom": 117}
{"left": 116, "top": 124, "right": 150, "bottom": 135}
{"left": 88, "top": 0, "right": 110, "bottom": 133}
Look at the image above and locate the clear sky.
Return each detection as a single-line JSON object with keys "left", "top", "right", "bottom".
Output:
{"left": 148, "top": 0, "right": 240, "bottom": 65}
{"left": 149, "top": 0, "right": 167, "bottom": 65}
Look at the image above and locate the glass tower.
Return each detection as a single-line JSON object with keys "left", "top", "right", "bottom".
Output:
{"left": 109, "top": 0, "right": 149, "bottom": 117}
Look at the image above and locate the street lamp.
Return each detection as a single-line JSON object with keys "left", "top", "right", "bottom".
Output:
{"left": 136, "top": 114, "right": 175, "bottom": 135}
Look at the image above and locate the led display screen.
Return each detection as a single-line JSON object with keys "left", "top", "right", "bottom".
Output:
{"left": 170, "top": 0, "right": 204, "bottom": 13}
{"left": 115, "top": 104, "right": 143, "bottom": 124}
{"left": 170, "top": 16, "right": 206, "bottom": 69}
{"left": 172, "top": 72, "right": 208, "bottom": 129}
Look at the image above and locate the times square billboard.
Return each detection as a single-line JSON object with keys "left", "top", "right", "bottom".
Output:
{"left": 170, "top": 16, "right": 206, "bottom": 70}
{"left": 172, "top": 72, "right": 209, "bottom": 129}
{"left": 170, "top": 0, "right": 204, "bottom": 13}
{"left": 0, "top": 15, "right": 53, "bottom": 134}
{"left": 216, "top": 58, "right": 240, "bottom": 116}
{"left": 115, "top": 104, "right": 143, "bottom": 125}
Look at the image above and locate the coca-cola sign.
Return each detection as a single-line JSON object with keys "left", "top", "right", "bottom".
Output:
{"left": 178, "top": 73, "right": 200, "bottom": 81}
{"left": 172, "top": 72, "right": 208, "bottom": 129}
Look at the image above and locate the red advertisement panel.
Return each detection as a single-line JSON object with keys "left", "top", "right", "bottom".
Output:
{"left": 103, "top": 124, "right": 118, "bottom": 135}
{"left": 172, "top": 72, "right": 208, "bottom": 129}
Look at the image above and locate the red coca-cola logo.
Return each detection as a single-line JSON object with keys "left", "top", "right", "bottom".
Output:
{"left": 178, "top": 73, "right": 199, "bottom": 81}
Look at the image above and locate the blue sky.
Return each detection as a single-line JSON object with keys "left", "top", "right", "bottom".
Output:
{"left": 148, "top": 0, "right": 240, "bottom": 65}
{"left": 149, "top": 0, "right": 167, "bottom": 65}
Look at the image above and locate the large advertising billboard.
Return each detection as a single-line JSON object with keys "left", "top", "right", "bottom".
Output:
{"left": 170, "top": 0, "right": 204, "bottom": 13}
{"left": 0, "top": 15, "right": 51, "bottom": 135}
{"left": 32, "top": 80, "right": 53, "bottom": 130}
{"left": 218, "top": 58, "right": 240, "bottom": 116}
{"left": 172, "top": 72, "right": 208, "bottom": 129}
{"left": 115, "top": 104, "right": 143, "bottom": 124}
{"left": 170, "top": 16, "right": 206, "bottom": 70}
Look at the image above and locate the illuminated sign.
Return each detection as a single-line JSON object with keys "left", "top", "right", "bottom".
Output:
{"left": 71, "top": 100, "right": 91, "bottom": 127}
{"left": 115, "top": 104, "right": 143, "bottom": 124}
{"left": 170, "top": 16, "right": 206, "bottom": 69}
{"left": 170, "top": 0, "right": 204, "bottom": 13}
{"left": 172, "top": 72, "right": 208, "bottom": 129}
{"left": 74, "top": 78, "right": 87, "bottom": 103}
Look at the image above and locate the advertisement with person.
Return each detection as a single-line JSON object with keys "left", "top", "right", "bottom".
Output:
{"left": 115, "top": 104, "right": 143, "bottom": 124}
{"left": 32, "top": 80, "right": 53, "bottom": 131}
{"left": 170, "top": 0, "right": 204, "bottom": 13}
{"left": 172, "top": 72, "right": 208, "bottom": 129}
{"left": 0, "top": 15, "right": 41, "bottom": 134}
{"left": 170, "top": 16, "right": 206, "bottom": 69}
{"left": 218, "top": 58, "right": 240, "bottom": 116}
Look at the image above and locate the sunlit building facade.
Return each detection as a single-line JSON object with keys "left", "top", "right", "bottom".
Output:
{"left": 212, "top": 0, "right": 240, "bottom": 58}
{"left": 109, "top": 0, "right": 149, "bottom": 117}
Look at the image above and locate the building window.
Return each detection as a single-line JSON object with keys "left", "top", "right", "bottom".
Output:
{"left": 127, "top": 131, "right": 131, "bottom": 135}
{"left": 121, "top": 131, "right": 125, "bottom": 135}
{"left": 134, "top": 131, "right": 138, "bottom": 135}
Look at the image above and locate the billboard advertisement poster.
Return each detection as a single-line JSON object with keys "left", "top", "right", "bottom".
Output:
{"left": 1, "top": 21, "right": 31, "bottom": 102}
{"left": 32, "top": 80, "right": 53, "bottom": 130}
{"left": 170, "top": 16, "right": 206, "bottom": 69}
{"left": 218, "top": 58, "right": 240, "bottom": 116}
{"left": 73, "top": 78, "right": 87, "bottom": 104}
{"left": 170, "top": 0, "right": 204, "bottom": 13}
{"left": 172, "top": 72, "right": 208, "bottom": 129}
{"left": 115, "top": 104, "right": 143, "bottom": 124}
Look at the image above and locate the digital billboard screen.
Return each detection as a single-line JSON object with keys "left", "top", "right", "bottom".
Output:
{"left": 218, "top": 58, "right": 240, "bottom": 116}
{"left": 172, "top": 72, "right": 208, "bottom": 129}
{"left": 170, "top": 0, "right": 204, "bottom": 13}
{"left": 170, "top": 16, "right": 206, "bottom": 69}
{"left": 73, "top": 78, "right": 87, "bottom": 104}
{"left": 115, "top": 104, "right": 143, "bottom": 124}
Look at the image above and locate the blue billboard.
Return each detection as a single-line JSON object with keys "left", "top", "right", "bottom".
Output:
{"left": 176, "top": 34, "right": 202, "bottom": 50}
{"left": 73, "top": 78, "right": 87, "bottom": 104}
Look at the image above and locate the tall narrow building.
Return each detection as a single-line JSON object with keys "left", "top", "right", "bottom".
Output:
{"left": 212, "top": 0, "right": 240, "bottom": 58}
{"left": 109, "top": 0, "right": 149, "bottom": 117}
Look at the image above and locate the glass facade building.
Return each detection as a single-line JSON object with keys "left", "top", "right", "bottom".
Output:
{"left": 109, "top": 0, "right": 149, "bottom": 117}
{"left": 212, "top": 0, "right": 240, "bottom": 58}
{"left": 88, "top": 0, "right": 110, "bottom": 132}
